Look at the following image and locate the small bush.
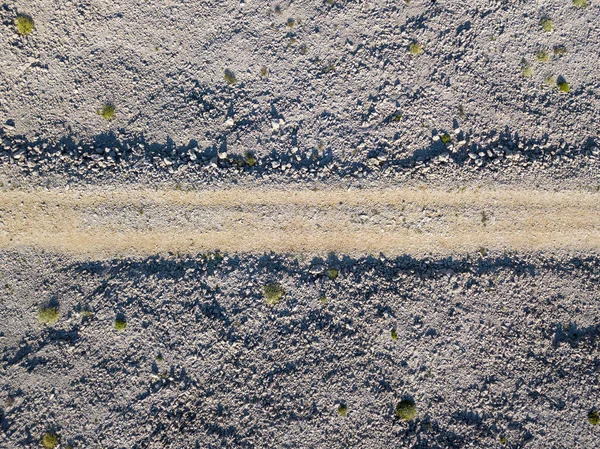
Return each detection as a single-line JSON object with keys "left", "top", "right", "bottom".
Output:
{"left": 41, "top": 433, "right": 59, "bottom": 449}
{"left": 536, "top": 49, "right": 550, "bottom": 63}
{"left": 327, "top": 268, "right": 339, "bottom": 280}
{"left": 38, "top": 307, "right": 59, "bottom": 324}
{"left": 541, "top": 18, "right": 555, "bottom": 32}
{"left": 224, "top": 69, "right": 237, "bottom": 84}
{"left": 263, "top": 283, "right": 285, "bottom": 305}
{"left": 244, "top": 152, "right": 257, "bottom": 166}
{"left": 114, "top": 318, "right": 127, "bottom": 330}
{"left": 499, "top": 436, "right": 507, "bottom": 445}
{"left": 391, "top": 328, "right": 398, "bottom": 340}
{"left": 259, "top": 66, "right": 269, "bottom": 78}
{"left": 15, "top": 14, "right": 34, "bottom": 36}
{"left": 408, "top": 43, "right": 423, "bottom": 56}
{"left": 521, "top": 64, "right": 533, "bottom": 78}
{"left": 396, "top": 399, "right": 417, "bottom": 421}
{"left": 553, "top": 45, "right": 568, "bottom": 57}
{"left": 439, "top": 133, "right": 451, "bottom": 145}
{"left": 337, "top": 404, "right": 348, "bottom": 416}
{"left": 98, "top": 104, "right": 115, "bottom": 120}
{"left": 573, "top": 0, "right": 588, "bottom": 7}
{"left": 557, "top": 79, "right": 570, "bottom": 93}
{"left": 588, "top": 410, "right": 600, "bottom": 425}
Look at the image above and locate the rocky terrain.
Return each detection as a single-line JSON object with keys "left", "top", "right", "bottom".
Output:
{"left": 1, "top": 0, "right": 600, "bottom": 448}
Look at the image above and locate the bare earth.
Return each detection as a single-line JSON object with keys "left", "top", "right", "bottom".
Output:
{"left": 2, "top": 187, "right": 600, "bottom": 256}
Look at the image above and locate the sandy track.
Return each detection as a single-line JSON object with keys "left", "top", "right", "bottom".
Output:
{"left": 1, "top": 187, "right": 599, "bottom": 256}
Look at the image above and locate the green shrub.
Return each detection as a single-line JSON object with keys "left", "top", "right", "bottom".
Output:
{"left": 553, "top": 45, "right": 568, "bottom": 56}
{"left": 439, "top": 133, "right": 451, "bottom": 145}
{"left": 263, "top": 283, "right": 285, "bottom": 305}
{"left": 15, "top": 14, "right": 34, "bottom": 36}
{"left": 395, "top": 399, "right": 417, "bottom": 421}
{"left": 588, "top": 410, "right": 600, "bottom": 425}
{"left": 224, "top": 69, "right": 237, "bottom": 84}
{"left": 536, "top": 49, "right": 550, "bottom": 62}
{"left": 557, "top": 79, "right": 570, "bottom": 93}
{"left": 573, "top": 0, "right": 588, "bottom": 7}
{"left": 408, "top": 43, "right": 423, "bottom": 56}
{"left": 41, "top": 433, "right": 59, "bottom": 449}
{"left": 337, "top": 404, "right": 348, "bottom": 416}
{"left": 244, "top": 152, "right": 257, "bottom": 166}
{"left": 326, "top": 268, "right": 339, "bottom": 280}
{"left": 391, "top": 328, "right": 398, "bottom": 340}
{"left": 38, "top": 306, "right": 59, "bottom": 324}
{"left": 98, "top": 104, "right": 115, "bottom": 120}
{"left": 499, "top": 436, "right": 507, "bottom": 445}
{"left": 114, "top": 318, "right": 127, "bottom": 330}
{"left": 541, "top": 18, "right": 555, "bottom": 32}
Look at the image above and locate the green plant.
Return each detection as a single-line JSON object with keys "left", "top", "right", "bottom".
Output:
{"left": 337, "top": 404, "right": 348, "bottom": 416}
{"left": 573, "top": 0, "right": 588, "bottom": 7}
{"left": 98, "top": 104, "right": 115, "bottom": 120}
{"left": 156, "top": 353, "right": 164, "bottom": 362}
{"left": 259, "top": 66, "right": 269, "bottom": 78}
{"left": 319, "top": 295, "right": 329, "bottom": 304}
{"left": 499, "top": 436, "right": 507, "bottom": 445}
{"left": 439, "top": 133, "right": 451, "bottom": 145}
{"left": 541, "top": 18, "right": 555, "bottom": 32}
{"left": 287, "top": 17, "right": 296, "bottom": 28}
{"left": 536, "top": 49, "right": 550, "bottom": 62}
{"left": 553, "top": 45, "right": 568, "bottom": 56}
{"left": 521, "top": 59, "right": 533, "bottom": 78}
{"left": 224, "top": 69, "right": 237, "bottom": 84}
{"left": 244, "top": 152, "right": 257, "bottom": 166}
{"left": 395, "top": 399, "right": 417, "bottom": 421}
{"left": 41, "top": 433, "right": 59, "bottom": 449}
{"left": 588, "top": 410, "right": 600, "bottom": 425}
{"left": 391, "top": 328, "right": 398, "bottom": 340}
{"left": 392, "top": 113, "right": 403, "bottom": 122}
{"left": 263, "top": 283, "right": 285, "bottom": 305}
{"left": 557, "top": 79, "right": 570, "bottom": 93}
{"left": 409, "top": 43, "right": 423, "bottom": 56}
{"left": 114, "top": 318, "right": 127, "bottom": 330}
{"left": 327, "top": 268, "right": 339, "bottom": 280}
{"left": 38, "top": 306, "right": 59, "bottom": 324}
{"left": 15, "top": 14, "right": 34, "bottom": 36}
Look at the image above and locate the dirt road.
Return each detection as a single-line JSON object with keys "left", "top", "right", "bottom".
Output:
{"left": 1, "top": 187, "right": 598, "bottom": 256}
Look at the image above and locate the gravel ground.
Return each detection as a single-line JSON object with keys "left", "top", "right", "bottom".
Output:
{"left": 1, "top": 251, "right": 599, "bottom": 448}
{"left": 2, "top": 0, "right": 600, "bottom": 448}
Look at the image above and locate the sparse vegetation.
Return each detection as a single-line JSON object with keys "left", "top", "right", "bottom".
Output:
{"left": 114, "top": 317, "right": 127, "bottom": 330}
{"left": 553, "top": 45, "right": 568, "bottom": 57}
{"left": 41, "top": 433, "right": 59, "bottom": 449}
{"left": 15, "top": 14, "right": 35, "bottom": 36}
{"left": 224, "top": 69, "right": 237, "bottom": 84}
{"left": 395, "top": 399, "right": 417, "bottom": 421}
{"left": 573, "top": 0, "right": 588, "bottom": 7}
{"left": 327, "top": 268, "right": 339, "bottom": 280}
{"left": 541, "top": 18, "right": 555, "bottom": 32}
{"left": 409, "top": 43, "right": 423, "bottom": 56}
{"left": 536, "top": 49, "right": 550, "bottom": 63}
{"left": 337, "top": 404, "right": 348, "bottom": 416}
{"left": 391, "top": 328, "right": 398, "bottom": 340}
{"left": 499, "top": 436, "right": 507, "bottom": 445}
{"left": 319, "top": 295, "right": 329, "bottom": 304}
{"left": 259, "top": 66, "right": 269, "bottom": 78}
{"left": 263, "top": 283, "right": 285, "bottom": 305}
{"left": 287, "top": 17, "right": 296, "bottom": 28}
{"left": 98, "top": 104, "right": 115, "bottom": 120}
{"left": 244, "top": 152, "right": 257, "bottom": 166}
{"left": 588, "top": 410, "right": 600, "bottom": 425}
{"left": 557, "top": 79, "right": 570, "bottom": 93}
{"left": 521, "top": 59, "right": 533, "bottom": 77}
{"left": 440, "top": 133, "right": 451, "bottom": 145}
{"left": 38, "top": 306, "right": 59, "bottom": 324}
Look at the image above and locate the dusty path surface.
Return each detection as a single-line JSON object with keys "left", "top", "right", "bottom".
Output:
{"left": 1, "top": 187, "right": 599, "bottom": 256}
